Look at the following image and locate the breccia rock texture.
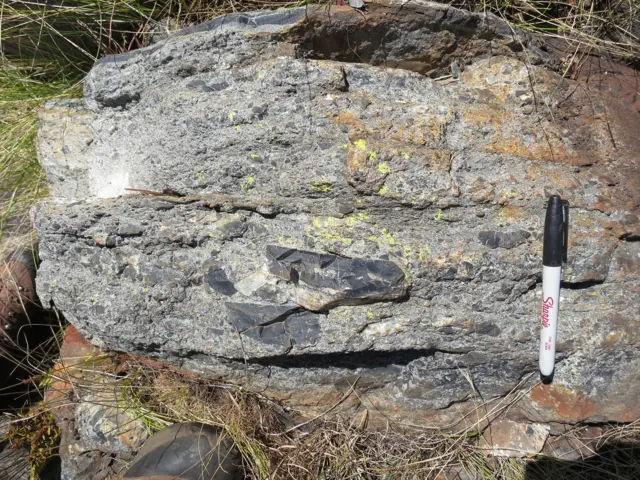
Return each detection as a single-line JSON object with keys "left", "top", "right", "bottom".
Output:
{"left": 34, "top": 1, "right": 640, "bottom": 427}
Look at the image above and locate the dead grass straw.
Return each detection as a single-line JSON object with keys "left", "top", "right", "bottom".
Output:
{"left": 10, "top": 345, "right": 638, "bottom": 480}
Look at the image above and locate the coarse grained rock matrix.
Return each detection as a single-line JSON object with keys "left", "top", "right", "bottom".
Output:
{"left": 34, "top": 1, "right": 640, "bottom": 427}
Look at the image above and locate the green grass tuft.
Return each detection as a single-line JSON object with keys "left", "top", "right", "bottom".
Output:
{"left": 5, "top": 406, "right": 60, "bottom": 480}
{"left": 0, "top": 66, "right": 79, "bottom": 246}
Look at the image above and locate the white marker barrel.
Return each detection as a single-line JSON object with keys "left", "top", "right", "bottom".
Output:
{"left": 539, "top": 266, "right": 561, "bottom": 377}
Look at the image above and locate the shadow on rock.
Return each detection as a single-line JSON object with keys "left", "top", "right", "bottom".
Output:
{"left": 526, "top": 440, "right": 640, "bottom": 480}
{"left": 0, "top": 249, "right": 65, "bottom": 412}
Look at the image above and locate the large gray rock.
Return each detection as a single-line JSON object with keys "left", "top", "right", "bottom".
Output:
{"left": 34, "top": 1, "right": 640, "bottom": 427}
{"left": 37, "top": 1, "right": 531, "bottom": 200}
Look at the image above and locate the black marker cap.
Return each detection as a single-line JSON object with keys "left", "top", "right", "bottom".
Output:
{"left": 543, "top": 195, "right": 569, "bottom": 267}
{"left": 540, "top": 369, "right": 554, "bottom": 384}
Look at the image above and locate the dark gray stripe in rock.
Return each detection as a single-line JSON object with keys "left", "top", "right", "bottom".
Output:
{"left": 285, "top": 311, "right": 322, "bottom": 347}
{"left": 96, "top": 9, "right": 306, "bottom": 68}
{"left": 175, "top": 9, "right": 307, "bottom": 37}
{"left": 478, "top": 230, "right": 532, "bottom": 249}
{"left": 96, "top": 42, "right": 163, "bottom": 66}
{"left": 242, "top": 322, "right": 288, "bottom": 347}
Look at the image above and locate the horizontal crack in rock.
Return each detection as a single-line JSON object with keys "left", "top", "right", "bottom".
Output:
{"left": 238, "top": 347, "right": 471, "bottom": 369}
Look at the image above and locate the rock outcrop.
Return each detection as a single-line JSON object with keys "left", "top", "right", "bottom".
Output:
{"left": 33, "top": 1, "right": 640, "bottom": 427}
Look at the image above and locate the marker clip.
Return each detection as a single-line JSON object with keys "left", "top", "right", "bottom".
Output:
{"left": 562, "top": 200, "right": 569, "bottom": 263}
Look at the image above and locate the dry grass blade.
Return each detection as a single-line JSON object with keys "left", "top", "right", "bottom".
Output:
{"left": 452, "top": 0, "right": 640, "bottom": 64}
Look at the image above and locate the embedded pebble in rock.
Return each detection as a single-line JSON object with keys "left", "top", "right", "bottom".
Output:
{"left": 33, "top": 1, "right": 640, "bottom": 427}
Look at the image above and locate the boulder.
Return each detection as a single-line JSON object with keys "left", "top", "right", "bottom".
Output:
{"left": 33, "top": 1, "right": 640, "bottom": 427}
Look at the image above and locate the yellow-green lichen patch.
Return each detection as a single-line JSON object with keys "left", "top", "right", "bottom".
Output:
{"left": 307, "top": 229, "right": 353, "bottom": 245}
{"left": 368, "top": 227, "right": 397, "bottom": 246}
{"left": 194, "top": 171, "right": 205, "bottom": 183}
{"left": 380, "top": 228, "right": 397, "bottom": 245}
{"left": 234, "top": 125, "right": 241, "bottom": 131}
{"left": 418, "top": 247, "right": 432, "bottom": 263}
{"left": 434, "top": 209, "right": 443, "bottom": 221}
{"left": 307, "top": 217, "right": 353, "bottom": 246}
{"left": 309, "top": 214, "right": 413, "bottom": 256}
{"left": 344, "top": 212, "right": 371, "bottom": 227}
{"left": 353, "top": 138, "right": 367, "bottom": 151}
{"left": 242, "top": 176, "right": 255, "bottom": 193}
{"left": 310, "top": 180, "right": 333, "bottom": 192}
{"left": 249, "top": 153, "right": 260, "bottom": 159}
{"left": 395, "top": 244, "right": 433, "bottom": 263}
{"left": 276, "top": 235, "right": 296, "bottom": 246}
{"left": 377, "top": 162, "right": 391, "bottom": 174}
{"left": 378, "top": 185, "right": 388, "bottom": 195}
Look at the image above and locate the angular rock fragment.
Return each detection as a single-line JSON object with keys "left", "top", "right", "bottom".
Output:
{"left": 543, "top": 426, "right": 603, "bottom": 460}
{"left": 74, "top": 400, "right": 149, "bottom": 453}
{"left": 225, "top": 302, "right": 297, "bottom": 332}
{"left": 479, "top": 419, "right": 550, "bottom": 457}
{"left": 478, "top": 230, "right": 531, "bottom": 249}
{"left": 207, "top": 266, "right": 237, "bottom": 296}
{"left": 266, "top": 245, "right": 406, "bottom": 310}
{"left": 225, "top": 302, "right": 323, "bottom": 348}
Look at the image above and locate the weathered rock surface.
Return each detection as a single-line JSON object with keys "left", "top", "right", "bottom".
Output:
{"left": 34, "top": 1, "right": 640, "bottom": 427}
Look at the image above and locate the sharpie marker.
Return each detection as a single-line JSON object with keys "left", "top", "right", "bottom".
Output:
{"left": 539, "top": 195, "right": 569, "bottom": 383}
